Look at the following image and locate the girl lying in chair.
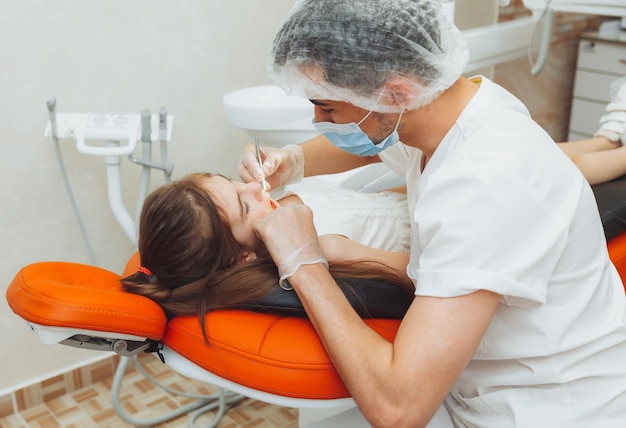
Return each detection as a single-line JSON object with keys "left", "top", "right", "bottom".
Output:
{"left": 121, "top": 172, "right": 414, "bottom": 335}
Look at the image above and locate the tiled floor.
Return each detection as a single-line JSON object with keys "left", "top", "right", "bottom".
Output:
{"left": 0, "top": 355, "right": 297, "bottom": 428}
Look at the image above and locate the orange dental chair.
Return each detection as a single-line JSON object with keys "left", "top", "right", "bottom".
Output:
{"left": 5, "top": 251, "right": 409, "bottom": 427}
{"left": 6, "top": 176, "right": 626, "bottom": 427}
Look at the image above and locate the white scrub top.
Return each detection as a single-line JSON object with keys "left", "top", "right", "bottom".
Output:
{"left": 380, "top": 77, "right": 626, "bottom": 427}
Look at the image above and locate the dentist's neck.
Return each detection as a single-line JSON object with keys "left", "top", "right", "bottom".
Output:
{"left": 399, "top": 77, "right": 478, "bottom": 159}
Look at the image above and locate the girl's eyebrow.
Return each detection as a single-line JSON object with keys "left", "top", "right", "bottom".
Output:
{"left": 223, "top": 178, "right": 243, "bottom": 220}
{"left": 215, "top": 175, "right": 243, "bottom": 220}
{"left": 309, "top": 100, "right": 328, "bottom": 106}
{"left": 230, "top": 179, "right": 244, "bottom": 220}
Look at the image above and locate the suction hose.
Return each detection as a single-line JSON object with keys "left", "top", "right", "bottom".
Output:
{"left": 46, "top": 97, "right": 98, "bottom": 265}
{"left": 134, "top": 108, "right": 152, "bottom": 228}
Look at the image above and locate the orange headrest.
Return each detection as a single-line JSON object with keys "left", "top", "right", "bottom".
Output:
{"left": 6, "top": 262, "right": 166, "bottom": 340}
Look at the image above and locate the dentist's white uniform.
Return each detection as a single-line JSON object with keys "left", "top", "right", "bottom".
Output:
{"left": 379, "top": 77, "right": 626, "bottom": 427}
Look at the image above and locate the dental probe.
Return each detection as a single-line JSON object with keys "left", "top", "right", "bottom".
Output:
{"left": 255, "top": 137, "right": 269, "bottom": 191}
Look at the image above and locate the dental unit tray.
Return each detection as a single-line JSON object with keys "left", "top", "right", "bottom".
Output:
{"left": 44, "top": 112, "right": 174, "bottom": 156}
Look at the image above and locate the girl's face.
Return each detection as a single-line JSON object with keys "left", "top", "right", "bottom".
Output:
{"left": 201, "top": 175, "right": 279, "bottom": 251}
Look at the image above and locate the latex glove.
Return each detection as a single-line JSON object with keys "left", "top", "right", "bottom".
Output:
{"left": 253, "top": 204, "right": 328, "bottom": 290}
{"left": 239, "top": 144, "right": 304, "bottom": 190}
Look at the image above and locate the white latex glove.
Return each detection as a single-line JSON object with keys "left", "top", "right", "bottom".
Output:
{"left": 253, "top": 204, "right": 328, "bottom": 290}
{"left": 239, "top": 144, "right": 304, "bottom": 190}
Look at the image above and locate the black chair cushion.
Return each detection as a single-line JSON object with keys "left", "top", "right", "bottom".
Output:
{"left": 592, "top": 174, "right": 626, "bottom": 241}
{"left": 241, "top": 278, "right": 412, "bottom": 320}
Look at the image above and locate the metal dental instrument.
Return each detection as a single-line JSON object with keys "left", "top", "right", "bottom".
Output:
{"left": 159, "top": 105, "right": 173, "bottom": 183}
{"left": 255, "top": 137, "right": 269, "bottom": 191}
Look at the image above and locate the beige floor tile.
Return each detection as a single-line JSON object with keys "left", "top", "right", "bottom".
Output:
{"left": 0, "top": 356, "right": 297, "bottom": 427}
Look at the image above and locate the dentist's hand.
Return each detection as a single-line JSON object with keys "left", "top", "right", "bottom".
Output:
{"left": 239, "top": 144, "right": 304, "bottom": 190}
{"left": 253, "top": 204, "right": 327, "bottom": 289}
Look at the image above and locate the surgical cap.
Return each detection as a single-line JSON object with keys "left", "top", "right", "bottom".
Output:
{"left": 269, "top": 0, "right": 469, "bottom": 113}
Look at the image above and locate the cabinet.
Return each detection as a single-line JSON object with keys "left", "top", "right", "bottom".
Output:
{"left": 568, "top": 33, "right": 626, "bottom": 141}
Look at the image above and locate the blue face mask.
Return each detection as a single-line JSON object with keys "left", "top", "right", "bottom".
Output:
{"left": 313, "top": 110, "right": 404, "bottom": 156}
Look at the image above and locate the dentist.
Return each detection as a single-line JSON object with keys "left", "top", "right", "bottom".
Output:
{"left": 240, "top": 1, "right": 626, "bottom": 426}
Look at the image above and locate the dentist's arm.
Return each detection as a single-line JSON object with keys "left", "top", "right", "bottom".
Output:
{"left": 239, "top": 134, "right": 380, "bottom": 189}
{"left": 255, "top": 205, "right": 500, "bottom": 428}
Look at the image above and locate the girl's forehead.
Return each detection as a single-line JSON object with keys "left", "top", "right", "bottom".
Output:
{"left": 200, "top": 175, "right": 231, "bottom": 191}
{"left": 199, "top": 175, "right": 239, "bottom": 218}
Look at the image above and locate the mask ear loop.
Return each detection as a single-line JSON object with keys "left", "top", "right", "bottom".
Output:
{"left": 356, "top": 110, "right": 374, "bottom": 126}
{"left": 392, "top": 109, "right": 405, "bottom": 133}
{"left": 356, "top": 87, "right": 396, "bottom": 126}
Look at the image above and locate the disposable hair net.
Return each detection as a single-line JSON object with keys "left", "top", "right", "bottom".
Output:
{"left": 269, "top": 0, "right": 469, "bottom": 113}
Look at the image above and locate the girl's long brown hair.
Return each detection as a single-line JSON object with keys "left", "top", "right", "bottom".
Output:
{"left": 121, "top": 173, "right": 412, "bottom": 339}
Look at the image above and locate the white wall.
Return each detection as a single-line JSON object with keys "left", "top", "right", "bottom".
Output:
{"left": 0, "top": 0, "right": 294, "bottom": 393}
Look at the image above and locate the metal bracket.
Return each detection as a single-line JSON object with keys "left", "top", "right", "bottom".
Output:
{"left": 60, "top": 335, "right": 159, "bottom": 357}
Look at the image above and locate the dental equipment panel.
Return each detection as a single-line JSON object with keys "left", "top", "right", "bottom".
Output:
{"left": 45, "top": 99, "right": 175, "bottom": 245}
{"left": 44, "top": 111, "right": 174, "bottom": 157}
